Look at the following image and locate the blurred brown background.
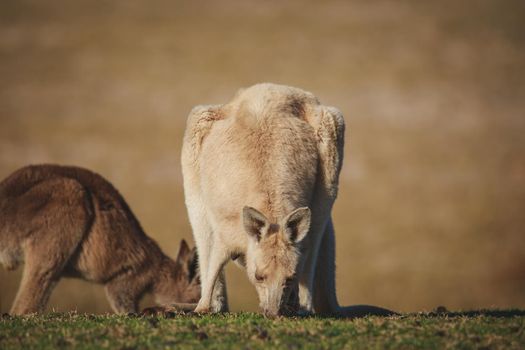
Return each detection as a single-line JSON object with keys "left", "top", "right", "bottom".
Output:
{"left": 1, "top": 0, "right": 524, "bottom": 313}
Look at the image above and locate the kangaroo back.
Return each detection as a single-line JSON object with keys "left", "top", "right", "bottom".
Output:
{"left": 0, "top": 165, "right": 93, "bottom": 271}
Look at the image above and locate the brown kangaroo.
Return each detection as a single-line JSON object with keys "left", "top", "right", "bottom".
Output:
{"left": 0, "top": 164, "right": 200, "bottom": 315}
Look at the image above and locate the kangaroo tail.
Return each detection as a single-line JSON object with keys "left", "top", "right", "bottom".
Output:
{"left": 313, "top": 219, "right": 398, "bottom": 318}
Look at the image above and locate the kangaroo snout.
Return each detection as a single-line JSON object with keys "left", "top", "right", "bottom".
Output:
{"left": 263, "top": 301, "right": 297, "bottom": 318}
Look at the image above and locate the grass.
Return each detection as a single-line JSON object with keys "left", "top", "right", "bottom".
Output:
{"left": 1, "top": 311, "right": 524, "bottom": 349}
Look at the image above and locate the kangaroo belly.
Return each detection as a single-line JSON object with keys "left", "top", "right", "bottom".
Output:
{"left": 71, "top": 222, "right": 122, "bottom": 283}
{"left": 70, "top": 207, "right": 152, "bottom": 284}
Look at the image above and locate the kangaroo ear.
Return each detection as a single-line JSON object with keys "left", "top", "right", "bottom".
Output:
{"left": 188, "top": 247, "right": 199, "bottom": 282}
{"left": 242, "top": 206, "right": 269, "bottom": 242}
{"left": 176, "top": 239, "right": 192, "bottom": 263}
{"left": 282, "top": 207, "right": 311, "bottom": 243}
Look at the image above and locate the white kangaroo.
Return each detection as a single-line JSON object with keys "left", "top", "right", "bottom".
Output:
{"left": 182, "top": 83, "right": 395, "bottom": 317}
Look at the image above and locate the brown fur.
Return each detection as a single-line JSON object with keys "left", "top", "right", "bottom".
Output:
{"left": 0, "top": 164, "right": 200, "bottom": 315}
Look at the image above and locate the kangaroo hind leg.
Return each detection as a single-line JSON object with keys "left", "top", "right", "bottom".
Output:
{"left": 10, "top": 178, "right": 91, "bottom": 315}
{"left": 313, "top": 218, "right": 339, "bottom": 316}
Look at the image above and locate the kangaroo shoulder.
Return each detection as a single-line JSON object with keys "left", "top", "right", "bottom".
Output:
{"left": 182, "top": 104, "right": 223, "bottom": 163}
{"left": 306, "top": 105, "right": 346, "bottom": 199}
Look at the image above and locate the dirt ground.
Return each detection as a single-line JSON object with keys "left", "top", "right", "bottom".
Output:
{"left": 1, "top": 0, "right": 524, "bottom": 313}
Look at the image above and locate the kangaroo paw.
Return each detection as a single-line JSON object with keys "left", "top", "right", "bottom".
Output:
{"left": 194, "top": 304, "right": 213, "bottom": 314}
{"left": 141, "top": 303, "right": 198, "bottom": 316}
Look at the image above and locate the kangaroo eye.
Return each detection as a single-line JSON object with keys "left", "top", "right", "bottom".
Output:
{"left": 255, "top": 273, "right": 266, "bottom": 282}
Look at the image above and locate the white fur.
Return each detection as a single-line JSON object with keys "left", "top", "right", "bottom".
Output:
{"left": 181, "top": 83, "right": 345, "bottom": 315}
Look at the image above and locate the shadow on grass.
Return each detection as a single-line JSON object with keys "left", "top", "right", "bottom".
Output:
{"left": 422, "top": 308, "right": 525, "bottom": 318}
{"left": 294, "top": 306, "right": 525, "bottom": 320}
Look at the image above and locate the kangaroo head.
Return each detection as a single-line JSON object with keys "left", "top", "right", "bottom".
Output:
{"left": 242, "top": 206, "right": 311, "bottom": 317}
{"left": 154, "top": 239, "right": 201, "bottom": 305}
